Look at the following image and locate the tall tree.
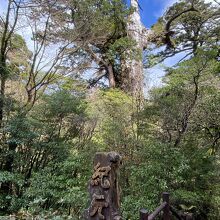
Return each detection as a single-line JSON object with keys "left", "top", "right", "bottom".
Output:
{"left": 148, "top": 0, "right": 220, "bottom": 63}
{"left": 0, "top": 0, "right": 22, "bottom": 127}
{"left": 35, "top": 0, "right": 149, "bottom": 96}
{"left": 120, "top": 0, "right": 151, "bottom": 97}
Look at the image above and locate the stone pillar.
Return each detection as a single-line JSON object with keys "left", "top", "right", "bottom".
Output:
{"left": 84, "top": 152, "right": 122, "bottom": 220}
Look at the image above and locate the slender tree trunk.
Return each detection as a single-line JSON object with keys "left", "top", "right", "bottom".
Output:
{"left": 174, "top": 72, "right": 200, "bottom": 147}
{"left": 0, "top": 141, "right": 17, "bottom": 213}
{"left": 0, "top": 64, "right": 6, "bottom": 128}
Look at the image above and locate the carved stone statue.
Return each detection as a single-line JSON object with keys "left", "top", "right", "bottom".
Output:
{"left": 84, "top": 152, "right": 122, "bottom": 220}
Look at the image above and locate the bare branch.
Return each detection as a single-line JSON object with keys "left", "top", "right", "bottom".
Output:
{"left": 87, "top": 71, "right": 107, "bottom": 88}
{"left": 4, "top": 0, "right": 21, "bottom": 49}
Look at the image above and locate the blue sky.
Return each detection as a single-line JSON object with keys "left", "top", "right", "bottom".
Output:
{"left": 126, "top": 0, "right": 215, "bottom": 28}
{"left": 126, "top": 0, "right": 177, "bottom": 27}
{"left": 139, "top": 0, "right": 167, "bottom": 27}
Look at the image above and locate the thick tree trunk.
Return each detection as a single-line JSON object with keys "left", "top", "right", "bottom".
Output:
{"left": 121, "top": 0, "right": 150, "bottom": 98}
{"left": 107, "top": 64, "right": 116, "bottom": 88}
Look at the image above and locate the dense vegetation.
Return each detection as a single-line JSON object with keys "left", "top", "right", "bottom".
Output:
{"left": 0, "top": 0, "right": 219, "bottom": 219}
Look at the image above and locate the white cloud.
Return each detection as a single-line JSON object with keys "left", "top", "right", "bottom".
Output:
{"left": 0, "top": 0, "right": 7, "bottom": 16}
{"left": 144, "top": 65, "right": 164, "bottom": 95}
{"left": 144, "top": 51, "right": 189, "bottom": 93}
{"left": 163, "top": 0, "right": 178, "bottom": 9}
{"left": 204, "top": 0, "right": 217, "bottom": 3}
{"left": 153, "top": 0, "right": 178, "bottom": 18}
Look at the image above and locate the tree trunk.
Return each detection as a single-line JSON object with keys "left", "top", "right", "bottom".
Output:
{"left": 121, "top": 0, "right": 144, "bottom": 98}
{"left": 0, "top": 141, "right": 17, "bottom": 213}
{"left": 0, "top": 66, "right": 6, "bottom": 128}
{"left": 107, "top": 64, "right": 116, "bottom": 88}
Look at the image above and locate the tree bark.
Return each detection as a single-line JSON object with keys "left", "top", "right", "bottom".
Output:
{"left": 120, "top": 0, "right": 151, "bottom": 98}
{"left": 0, "top": 72, "right": 6, "bottom": 127}
{"left": 107, "top": 64, "right": 116, "bottom": 88}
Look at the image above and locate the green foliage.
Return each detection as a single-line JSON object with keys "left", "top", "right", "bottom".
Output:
{"left": 1, "top": 53, "right": 219, "bottom": 218}
{"left": 106, "top": 37, "right": 140, "bottom": 62}
{"left": 25, "top": 152, "right": 91, "bottom": 218}
{"left": 69, "top": 0, "right": 128, "bottom": 41}
{"left": 0, "top": 1, "right": 219, "bottom": 220}
{"left": 87, "top": 89, "right": 135, "bottom": 152}
{"left": 141, "top": 50, "right": 220, "bottom": 219}
{"left": 147, "top": 0, "right": 220, "bottom": 64}
{"left": 0, "top": 89, "right": 90, "bottom": 216}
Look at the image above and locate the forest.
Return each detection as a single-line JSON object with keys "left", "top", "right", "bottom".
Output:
{"left": 0, "top": 0, "right": 219, "bottom": 219}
